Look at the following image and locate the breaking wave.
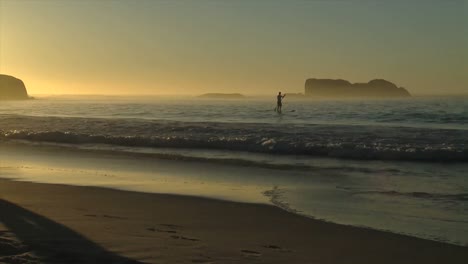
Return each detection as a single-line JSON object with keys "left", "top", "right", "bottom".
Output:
{"left": 0, "top": 115, "right": 467, "bottom": 162}
{"left": 355, "top": 190, "right": 468, "bottom": 202}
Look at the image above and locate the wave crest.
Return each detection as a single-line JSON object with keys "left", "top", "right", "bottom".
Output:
{"left": 1, "top": 129, "right": 466, "bottom": 162}
{"left": 1, "top": 115, "right": 467, "bottom": 162}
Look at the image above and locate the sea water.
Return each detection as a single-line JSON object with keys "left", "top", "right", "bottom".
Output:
{"left": 0, "top": 95, "right": 467, "bottom": 245}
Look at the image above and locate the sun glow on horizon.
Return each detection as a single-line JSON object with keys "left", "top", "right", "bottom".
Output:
{"left": 0, "top": 0, "right": 466, "bottom": 95}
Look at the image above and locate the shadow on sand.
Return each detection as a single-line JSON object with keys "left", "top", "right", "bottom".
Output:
{"left": 0, "top": 199, "right": 142, "bottom": 263}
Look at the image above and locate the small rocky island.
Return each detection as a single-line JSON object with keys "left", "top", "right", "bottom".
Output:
{"left": 0, "top": 74, "right": 30, "bottom": 100}
{"left": 305, "top": 78, "right": 410, "bottom": 98}
{"left": 198, "top": 93, "right": 245, "bottom": 99}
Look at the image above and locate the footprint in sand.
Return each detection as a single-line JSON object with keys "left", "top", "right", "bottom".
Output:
{"left": 146, "top": 227, "right": 177, "bottom": 234}
{"left": 149, "top": 224, "right": 199, "bottom": 242}
{"left": 157, "top": 229, "right": 177, "bottom": 233}
{"left": 241, "top": 249, "right": 262, "bottom": 257}
{"left": 159, "top": 223, "right": 183, "bottom": 229}
{"left": 84, "top": 214, "right": 97, "bottom": 217}
{"left": 83, "top": 214, "right": 126, "bottom": 219}
{"left": 157, "top": 224, "right": 184, "bottom": 235}
{"left": 0, "top": 236, "right": 27, "bottom": 255}
{"left": 263, "top": 244, "right": 281, "bottom": 249}
{"left": 102, "top": 214, "right": 127, "bottom": 219}
{"left": 262, "top": 244, "right": 292, "bottom": 252}
{"left": 170, "top": 235, "right": 200, "bottom": 242}
{"left": 0, "top": 231, "right": 37, "bottom": 262}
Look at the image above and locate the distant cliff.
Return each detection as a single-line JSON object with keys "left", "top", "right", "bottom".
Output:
{"left": 305, "top": 78, "right": 410, "bottom": 98}
{"left": 0, "top": 74, "right": 29, "bottom": 100}
{"left": 198, "top": 93, "right": 245, "bottom": 99}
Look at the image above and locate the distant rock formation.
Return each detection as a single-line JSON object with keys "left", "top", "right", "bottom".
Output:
{"left": 0, "top": 74, "right": 29, "bottom": 100}
{"left": 305, "top": 78, "right": 410, "bottom": 98}
{"left": 198, "top": 93, "right": 245, "bottom": 99}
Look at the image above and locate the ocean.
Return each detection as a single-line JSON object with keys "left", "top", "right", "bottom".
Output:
{"left": 1, "top": 95, "right": 467, "bottom": 246}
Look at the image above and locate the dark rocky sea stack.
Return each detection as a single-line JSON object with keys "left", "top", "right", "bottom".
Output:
{"left": 305, "top": 78, "right": 410, "bottom": 98}
{"left": 0, "top": 74, "right": 29, "bottom": 100}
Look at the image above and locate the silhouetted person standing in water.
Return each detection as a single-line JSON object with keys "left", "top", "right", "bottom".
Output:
{"left": 276, "top": 92, "right": 286, "bottom": 113}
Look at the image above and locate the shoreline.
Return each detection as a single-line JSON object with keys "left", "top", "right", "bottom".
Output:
{"left": 1, "top": 178, "right": 467, "bottom": 264}
{"left": 1, "top": 140, "right": 468, "bottom": 247}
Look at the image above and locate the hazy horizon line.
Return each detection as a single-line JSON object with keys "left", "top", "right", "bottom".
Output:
{"left": 30, "top": 92, "right": 468, "bottom": 97}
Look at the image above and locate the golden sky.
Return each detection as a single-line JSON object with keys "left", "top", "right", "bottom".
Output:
{"left": 0, "top": 0, "right": 466, "bottom": 95}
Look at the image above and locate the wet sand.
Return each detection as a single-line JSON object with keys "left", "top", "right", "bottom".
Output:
{"left": 0, "top": 179, "right": 467, "bottom": 264}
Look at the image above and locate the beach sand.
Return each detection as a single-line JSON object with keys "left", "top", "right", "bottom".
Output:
{"left": 0, "top": 179, "right": 467, "bottom": 264}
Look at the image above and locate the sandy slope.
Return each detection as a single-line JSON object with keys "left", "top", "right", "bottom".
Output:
{"left": 0, "top": 179, "right": 467, "bottom": 264}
